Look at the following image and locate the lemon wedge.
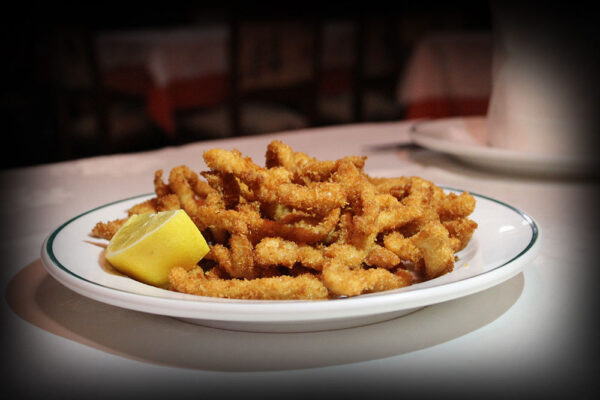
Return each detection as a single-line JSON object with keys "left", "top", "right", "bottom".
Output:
{"left": 105, "top": 209, "right": 209, "bottom": 287}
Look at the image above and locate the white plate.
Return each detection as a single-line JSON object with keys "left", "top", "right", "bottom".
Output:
{"left": 410, "top": 116, "right": 595, "bottom": 176}
{"left": 41, "top": 190, "right": 541, "bottom": 333}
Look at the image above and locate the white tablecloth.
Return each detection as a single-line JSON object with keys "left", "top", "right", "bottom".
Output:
{"left": 397, "top": 32, "right": 492, "bottom": 118}
{"left": 1, "top": 119, "right": 597, "bottom": 398}
{"left": 97, "top": 26, "right": 228, "bottom": 86}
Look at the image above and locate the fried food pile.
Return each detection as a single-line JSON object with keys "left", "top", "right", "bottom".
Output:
{"left": 92, "top": 140, "right": 477, "bottom": 300}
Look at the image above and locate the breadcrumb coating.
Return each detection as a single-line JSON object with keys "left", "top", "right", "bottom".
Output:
{"left": 92, "top": 140, "right": 477, "bottom": 299}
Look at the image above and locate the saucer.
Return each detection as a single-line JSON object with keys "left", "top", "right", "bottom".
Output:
{"left": 410, "top": 116, "right": 596, "bottom": 176}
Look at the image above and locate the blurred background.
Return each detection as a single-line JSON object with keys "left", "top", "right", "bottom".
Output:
{"left": 2, "top": 3, "right": 493, "bottom": 169}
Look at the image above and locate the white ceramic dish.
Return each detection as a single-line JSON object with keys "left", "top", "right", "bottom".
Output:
{"left": 41, "top": 190, "right": 541, "bottom": 333}
{"left": 410, "top": 117, "right": 595, "bottom": 176}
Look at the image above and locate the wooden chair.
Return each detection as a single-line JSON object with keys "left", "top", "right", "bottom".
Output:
{"left": 228, "top": 14, "right": 322, "bottom": 136}
{"left": 316, "top": 15, "right": 403, "bottom": 125}
{"left": 52, "top": 27, "right": 161, "bottom": 159}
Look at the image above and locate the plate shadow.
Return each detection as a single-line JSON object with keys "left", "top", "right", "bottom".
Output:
{"left": 6, "top": 259, "right": 524, "bottom": 372}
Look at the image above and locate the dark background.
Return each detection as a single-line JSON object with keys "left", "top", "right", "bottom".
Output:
{"left": 1, "top": 3, "right": 493, "bottom": 170}
{"left": 2, "top": 2, "right": 598, "bottom": 171}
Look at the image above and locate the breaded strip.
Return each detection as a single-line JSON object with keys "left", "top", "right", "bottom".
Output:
{"left": 322, "top": 243, "right": 369, "bottom": 269}
{"left": 383, "top": 231, "right": 422, "bottom": 264}
{"left": 321, "top": 259, "right": 412, "bottom": 297}
{"left": 169, "top": 266, "right": 329, "bottom": 300}
{"left": 193, "top": 206, "right": 247, "bottom": 235}
{"left": 204, "top": 148, "right": 346, "bottom": 215}
{"left": 443, "top": 218, "right": 478, "bottom": 252}
{"left": 254, "top": 237, "right": 325, "bottom": 271}
{"left": 266, "top": 140, "right": 366, "bottom": 183}
{"left": 411, "top": 222, "right": 455, "bottom": 279}
{"left": 365, "top": 245, "right": 401, "bottom": 270}
{"left": 333, "top": 161, "right": 379, "bottom": 237}
{"left": 377, "top": 204, "right": 422, "bottom": 232}
{"left": 156, "top": 193, "right": 181, "bottom": 211}
{"left": 436, "top": 191, "right": 477, "bottom": 221}
{"left": 241, "top": 205, "right": 341, "bottom": 244}
{"left": 229, "top": 233, "right": 259, "bottom": 279}
{"left": 128, "top": 198, "right": 158, "bottom": 216}
{"left": 154, "top": 169, "right": 171, "bottom": 197}
{"left": 91, "top": 218, "right": 127, "bottom": 240}
{"left": 168, "top": 165, "right": 203, "bottom": 217}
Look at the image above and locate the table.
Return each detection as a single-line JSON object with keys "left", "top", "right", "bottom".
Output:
{"left": 97, "top": 26, "right": 229, "bottom": 136}
{"left": 1, "top": 119, "right": 597, "bottom": 398}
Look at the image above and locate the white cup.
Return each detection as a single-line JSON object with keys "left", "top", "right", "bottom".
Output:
{"left": 486, "top": 4, "right": 594, "bottom": 158}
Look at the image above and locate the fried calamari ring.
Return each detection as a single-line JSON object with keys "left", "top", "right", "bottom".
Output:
{"left": 321, "top": 259, "right": 412, "bottom": 297}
